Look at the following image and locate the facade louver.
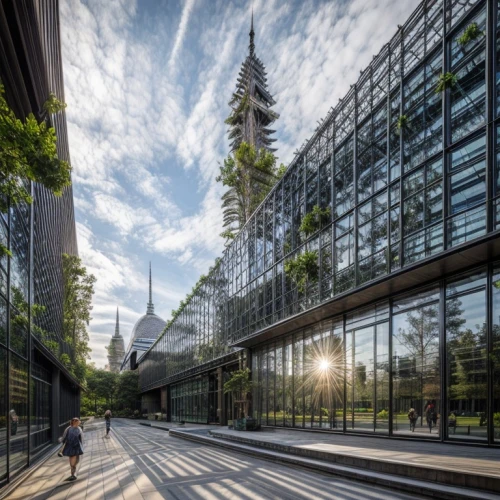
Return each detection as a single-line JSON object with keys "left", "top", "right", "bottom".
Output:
{"left": 139, "top": 0, "right": 500, "bottom": 444}
{"left": 0, "top": 0, "right": 81, "bottom": 486}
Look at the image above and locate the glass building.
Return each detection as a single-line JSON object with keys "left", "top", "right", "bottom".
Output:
{"left": 139, "top": 0, "right": 500, "bottom": 444}
{"left": 0, "top": 0, "right": 81, "bottom": 485}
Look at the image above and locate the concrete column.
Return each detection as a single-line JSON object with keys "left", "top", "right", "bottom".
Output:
{"left": 51, "top": 368, "right": 60, "bottom": 444}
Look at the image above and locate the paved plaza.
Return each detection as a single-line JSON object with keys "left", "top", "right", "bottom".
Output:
{"left": 3, "top": 419, "right": 430, "bottom": 500}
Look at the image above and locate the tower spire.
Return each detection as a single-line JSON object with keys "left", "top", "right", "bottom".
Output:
{"left": 114, "top": 307, "right": 120, "bottom": 337}
{"left": 147, "top": 262, "right": 154, "bottom": 314}
{"left": 249, "top": 9, "right": 255, "bottom": 58}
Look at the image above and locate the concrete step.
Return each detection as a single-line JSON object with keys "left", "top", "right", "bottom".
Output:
{"left": 169, "top": 429, "right": 500, "bottom": 500}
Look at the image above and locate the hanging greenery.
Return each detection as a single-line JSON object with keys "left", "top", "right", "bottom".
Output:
{"left": 0, "top": 81, "right": 71, "bottom": 258}
{"left": 396, "top": 115, "right": 409, "bottom": 132}
{"left": 299, "top": 205, "right": 330, "bottom": 237}
{"left": 435, "top": 72, "right": 457, "bottom": 93}
{"left": 284, "top": 250, "right": 319, "bottom": 293}
{"left": 159, "top": 257, "right": 222, "bottom": 338}
{"left": 458, "top": 23, "right": 484, "bottom": 46}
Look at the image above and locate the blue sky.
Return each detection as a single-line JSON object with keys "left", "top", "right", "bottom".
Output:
{"left": 60, "top": 0, "right": 416, "bottom": 367}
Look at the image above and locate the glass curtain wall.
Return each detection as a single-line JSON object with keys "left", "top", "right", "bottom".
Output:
{"left": 253, "top": 264, "right": 500, "bottom": 444}
{"left": 141, "top": 0, "right": 500, "bottom": 403}
{"left": 170, "top": 376, "right": 210, "bottom": 423}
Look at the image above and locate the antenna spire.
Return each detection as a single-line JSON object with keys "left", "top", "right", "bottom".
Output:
{"left": 249, "top": 9, "right": 255, "bottom": 58}
{"left": 147, "top": 262, "right": 154, "bottom": 314}
{"left": 114, "top": 307, "right": 120, "bottom": 337}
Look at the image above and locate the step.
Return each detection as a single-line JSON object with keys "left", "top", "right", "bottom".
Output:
{"left": 169, "top": 429, "right": 500, "bottom": 500}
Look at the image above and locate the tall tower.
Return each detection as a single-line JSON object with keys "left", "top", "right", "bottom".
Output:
{"left": 226, "top": 12, "right": 279, "bottom": 153}
{"left": 147, "top": 262, "right": 154, "bottom": 314}
{"left": 106, "top": 307, "right": 126, "bottom": 372}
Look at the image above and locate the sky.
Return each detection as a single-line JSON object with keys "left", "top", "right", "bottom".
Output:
{"left": 59, "top": 0, "right": 417, "bottom": 368}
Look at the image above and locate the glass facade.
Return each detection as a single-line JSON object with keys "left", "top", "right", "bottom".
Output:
{"left": 0, "top": 0, "right": 81, "bottom": 486}
{"left": 253, "top": 265, "right": 500, "bottom": 442}
{"left": 140, "top": 0, "right": 500, "bottom": 444}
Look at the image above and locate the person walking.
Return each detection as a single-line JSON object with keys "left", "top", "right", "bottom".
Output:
{"left": 424, "top": 401, "right": 435, "bottom": 433}
{"left": 104, "top": 410, "right": 112, "bottom": 439}
{"left": 59, "top": 417, "right": 84, "bottom": 481}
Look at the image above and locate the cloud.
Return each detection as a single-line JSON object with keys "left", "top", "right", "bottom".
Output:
{"left": 168, "top": 0, "right": 196, "bottom": 71}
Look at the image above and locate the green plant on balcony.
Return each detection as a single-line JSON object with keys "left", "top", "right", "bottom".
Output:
{"left": 299, "top": 205, "right": 330, "bottom": 237}
{"left": 396, "top": 114, "right": 409, "bottom": 132}
{"left": 284, "top": 250, "right": 319, "bottom": 293}
{"left": 458, "top": 22, "right": 484, "bottom": 46}
{"left": 435, "top": 72, "right": 457, "bottom": 93}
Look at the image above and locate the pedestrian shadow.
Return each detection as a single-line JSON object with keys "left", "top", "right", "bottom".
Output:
{"left": 28, "top": 475, "right": 87, "bottom": 500}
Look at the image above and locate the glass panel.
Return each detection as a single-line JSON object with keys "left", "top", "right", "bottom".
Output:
{"left": 293, "top": 335, "right": 304, "bottom": 428}
{"left": 275, "top": 347, "right": 283, "bottom": 426}
{"left": 375, "top": 322, "right": 389, "bottom": 433}
{"left": 0, "top": 297, "right": 5, "bottom": 347}
{"left": 352, "top": 327, "right": 374, "bottom": 432}
{"left": 284, "top": 342, "right": 293, "bottom": 427}
{"left": 0, "top": 348, "right": 6, "bottom": 480}
{"left": 446, "top": 279, "right": 487, "bottom": 441}
{"left": 492, "top": 264, "right": 500, "bottom": 442}
{"left": 392, "top": 301, "right": 440, "bottom": 438}
{"left": 9, "top": 355, "right": 28, "bottom": 473}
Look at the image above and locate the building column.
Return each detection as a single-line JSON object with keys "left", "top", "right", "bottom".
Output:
{"left": 51, "top": 368, "right": 60, "bottom": 444}
{"left": 217, "top": 367, "right": 225, "bottom": 425}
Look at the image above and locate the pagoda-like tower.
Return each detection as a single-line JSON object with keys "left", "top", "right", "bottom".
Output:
{"left": 226, "top": 13, "right": 279, "bottom": 152}
{"left": 106, "top": 308, "right": 126, "bottom": 373}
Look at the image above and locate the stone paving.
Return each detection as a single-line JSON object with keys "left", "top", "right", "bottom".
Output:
{"left": 2, "top": 420, "right": 429, "bottom": 500}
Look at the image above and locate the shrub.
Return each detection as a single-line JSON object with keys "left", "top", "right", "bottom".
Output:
{"left": 284, "top": 250, "right": 319, "bottom": 293}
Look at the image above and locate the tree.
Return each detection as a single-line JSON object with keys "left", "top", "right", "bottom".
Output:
{"left": 62, "top": 253, "right": 96, "bottom": 383}
{"left": 217, "top": 142, "right": 284, "bottom": 242}
{"left": 224, "top": 368, "right": 253, "bottom": 419}
{"left": 83, "top": 365, "right": 118, "bottom": 415}
{"left": 0, "top": 81, "right": 71, "bottom": 258}
{"left": 114, "top": 370, "right": 139, "bottom": 412}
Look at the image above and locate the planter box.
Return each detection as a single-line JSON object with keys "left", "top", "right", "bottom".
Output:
{"left": 234, "top": 417, "right": 260, "bottom": 431}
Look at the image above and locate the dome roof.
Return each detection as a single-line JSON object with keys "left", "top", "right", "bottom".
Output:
{"left": 125, "top": 312, "right": 166, "bottom": 353}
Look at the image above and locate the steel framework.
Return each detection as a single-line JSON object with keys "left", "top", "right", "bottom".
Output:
{"left": 140, "top": 0, "right": 500, "bottom": 444}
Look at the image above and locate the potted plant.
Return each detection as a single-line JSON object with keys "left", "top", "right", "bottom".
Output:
{"left": 223, "top": 368, "right": 256, "bottom": 430}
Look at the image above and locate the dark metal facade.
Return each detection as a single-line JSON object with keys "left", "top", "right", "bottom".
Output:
{"left": 0, "top": 0, "right": 80, "bottom": 485}
{"left": 140, "top": 0, "right": 500, "bottom": 442}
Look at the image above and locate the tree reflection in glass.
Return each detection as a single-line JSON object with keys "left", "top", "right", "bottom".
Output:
{"left": 393, "top": 298, "right": 440, "bottom": 437}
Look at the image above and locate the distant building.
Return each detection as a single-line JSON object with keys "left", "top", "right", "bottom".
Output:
{"left": 106, "top": 308, "right": 125, "bottom": 373}
{"left": 121, "top": 265, "right": 166, "bottom": 371}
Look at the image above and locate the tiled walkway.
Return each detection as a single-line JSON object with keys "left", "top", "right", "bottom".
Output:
{"left": 2, "top": 420, "right": 428, "bottom": 500}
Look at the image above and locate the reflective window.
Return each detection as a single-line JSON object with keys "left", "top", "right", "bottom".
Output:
{"left": 334, "top": 139, "right": 354, "bottom": 218}
{"left": 9, "top": 355, "right": 28, "bottom": 473}
{"left": 492, "top": 264, "right": 500, "bottom": 442}
{"left": 446, "top": 271, "right": 487, "bottom": 441}
{"left": 0, "top": 297, "right": 5, "bottom": 347}
{"left": 403, "top": 158, "right": 443, "bottom": 264}
{"left": 448, "top": 135, "right": 486, "bottom": 246}
{"left": 392, "top": 291, "right": 440, "bottom": 438}
{"left": 0, "top": 348, "right": 5, "bottom": 480}
{"left": 335, "top": 212, "right": 354, "bottom": 294}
